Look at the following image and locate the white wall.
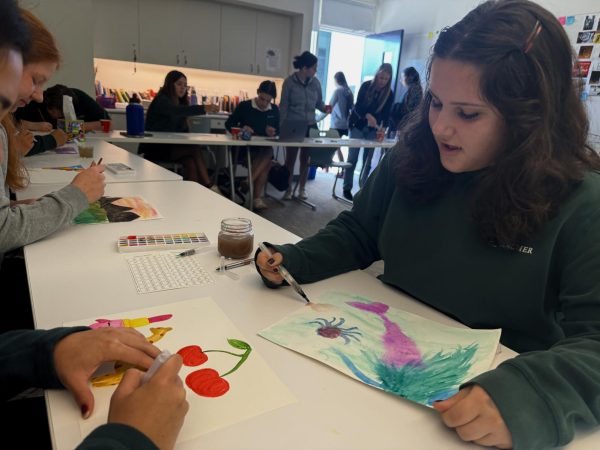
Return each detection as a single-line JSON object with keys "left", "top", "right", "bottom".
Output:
{"left": 20, "top": 0, "right": 96, "bottom": 96}
{"left": 375, "top": 0, "right": 600, "bottom": 135}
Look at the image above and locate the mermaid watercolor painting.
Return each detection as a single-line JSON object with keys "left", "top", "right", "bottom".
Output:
{"left": 259, "top": 292, "right": 500, "bottom": 407}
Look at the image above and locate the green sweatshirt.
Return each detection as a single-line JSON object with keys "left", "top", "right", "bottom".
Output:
{"left": 269, "top": 150, "right": 600, "bottom": 450}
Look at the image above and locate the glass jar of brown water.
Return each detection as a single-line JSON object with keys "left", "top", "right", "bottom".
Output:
{"left": 218, "top": 218, "right": 254, "bottom": 259}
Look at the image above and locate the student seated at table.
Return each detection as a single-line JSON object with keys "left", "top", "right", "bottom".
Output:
{"left": 256, "top": 1, "right": 600, "bottom": 449}
{"left": 139, "top": 70, "right": 218, "bottom": 187}
{"left": 225, "top": 80, "right": 280, "bottom": 210}
{"left": 14, "top": 84, "right": 106, "bottom": 156}
{"left": 0, "top": 6, "right": 105, "bottom": 333}
{"left": 17, "top": 83, "right": 110, "bottom": 132}
{"left": 1, "top": 326, "right": 188, "bottom": 450}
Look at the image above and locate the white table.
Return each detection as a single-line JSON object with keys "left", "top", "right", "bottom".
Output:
{"left": 20, "top": 140, "right": 181, "bottom": 197}
{"left": 24, "top": 180, "right": 597, "bottom": 450}
{"left": 88, "top": 130, "right": 396, "bottom": 209}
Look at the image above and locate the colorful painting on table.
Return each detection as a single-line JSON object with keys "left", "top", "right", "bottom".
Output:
{"left": 65, "top": 298, "right": 296, "bottom": 444}
{"left": 259, "top": 291, "right": 501, "bottom": 407}
{"left": 74, "top": 196, "right": 161, "bottom": 224}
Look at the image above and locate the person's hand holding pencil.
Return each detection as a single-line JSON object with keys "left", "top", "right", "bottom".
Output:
{"left": 71, "top": 159, "right": 105, "bottom": 203}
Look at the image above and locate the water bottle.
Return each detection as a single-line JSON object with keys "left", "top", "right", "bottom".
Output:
{"left": 126, "top": 93, "right": 145, "bottom": 136}
{"left": 190, "top": 87, "right": 198, "bottom": 105}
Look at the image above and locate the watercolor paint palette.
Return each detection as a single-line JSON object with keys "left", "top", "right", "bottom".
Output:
{"left": 117, "top": 232, "right": 209, "bottom": 253}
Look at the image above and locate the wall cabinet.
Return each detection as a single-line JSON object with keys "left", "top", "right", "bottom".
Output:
{"left": 138, "top": 0, "right": 220, "bottom": 71}
{"left": 220, "top": 5, "right": 291, "bottom": 78}
{"left": 93, "top": 0, "right": 291, "bottom": 77}
{"left": 92, "top": 0, "right": 139, "bottom": 63}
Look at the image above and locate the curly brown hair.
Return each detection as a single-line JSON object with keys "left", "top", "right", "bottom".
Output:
{"left": 393, "top": 0, "right": 600, "bottom": 246}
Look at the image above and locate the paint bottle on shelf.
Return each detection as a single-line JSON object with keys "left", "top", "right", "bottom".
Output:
{"left": 190, "top": 87, "right": 198, "bottom": 105}
{"left": 126, "top": 93, "right": 145, "bottom": 137}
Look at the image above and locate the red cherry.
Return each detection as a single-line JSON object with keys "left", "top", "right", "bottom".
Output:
{"left": 186, "top": 368, "right": 230, "bottom": 397}
{"left": 177, "top": 345, "right": 208, "bottom": 366}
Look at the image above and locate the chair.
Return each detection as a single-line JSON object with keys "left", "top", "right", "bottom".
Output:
{"left": 305, "top": 129, "right": 353, "bottom": 207}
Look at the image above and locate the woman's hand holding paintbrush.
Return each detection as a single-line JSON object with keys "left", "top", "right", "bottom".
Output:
{"left": 256, "top": 243, "right": 311, "bottom": 303}
{"left": 71, "top": 161, "right": 106, "bottom": 203}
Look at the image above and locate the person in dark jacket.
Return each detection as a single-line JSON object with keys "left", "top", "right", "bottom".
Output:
{"left": 15, "top": 84, "right": 107, "bottom": 155}
{"left": 139, "top": 70, "right": 218, "bottom": 187}
{"left": 1, "top": 327, "right": 188, "bottom": 450}
{"left": 389, "top": 67, "right": 423, "bottom": 136}
{"left": 344, "top": 63, "right": 394, "bottom": 200}
{"left": 225, "top": 80, "right": 280, "bottom": 209}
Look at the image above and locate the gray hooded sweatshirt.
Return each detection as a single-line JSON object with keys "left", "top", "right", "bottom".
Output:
{"left": 279, "top": 73, "right": 326, "bottom": 125}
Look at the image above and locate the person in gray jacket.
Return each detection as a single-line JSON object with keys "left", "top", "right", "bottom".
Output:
{"left": 0, "top": 6, "right": 105, "bottom": 334}
{"left": 279, "top": 51, "right": 328, "bottom": 200}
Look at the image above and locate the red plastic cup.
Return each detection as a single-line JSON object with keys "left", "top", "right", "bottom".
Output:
{"left": 230, "top": 127, "right": 241, "bottom": 139}
{"left": 325, "top": 104, "right": 332, "bottom": 114}
{"left": 100, "top": 119, "right": 111, "bottom": 133}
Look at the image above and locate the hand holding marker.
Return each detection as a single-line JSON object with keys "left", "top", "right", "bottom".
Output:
{"left": 142, "top": 349, "right": 172, "bottom": 384}
{"left": 259, "top": 243, "right": 310, "bottom": 303}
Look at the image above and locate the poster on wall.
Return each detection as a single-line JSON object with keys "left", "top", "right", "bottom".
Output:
{"left": 265, "top": 48, "right": 282, "bottom": 72}
{"left": 562, "top": 11, "right": 600, "bottom": 98}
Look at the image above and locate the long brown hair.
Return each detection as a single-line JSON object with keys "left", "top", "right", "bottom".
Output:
{"left": 366, "top": 63, "right": 393, "bottom": 114}
{"left": 393, "top": 0, "right": 600, "bottom": 246}
{"left": 6, "top": 8, "right": 60, "bottom": 191}
{"left": 159, "top": 70, "right": 189, "bottom": 105}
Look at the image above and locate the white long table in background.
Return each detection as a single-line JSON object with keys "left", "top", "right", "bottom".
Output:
{"left": 25, "top": 180, "right": 599, "bottom": 450}
{"left": 88, "top": 130, "right": 396, "bottom": 209}
{"left": 88, "top": 129, "right": 397, "bottom": 149}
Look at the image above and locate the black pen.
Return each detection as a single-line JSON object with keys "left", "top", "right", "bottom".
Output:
{"left": 216, "top": 258, "right": 254, "bottom": 271}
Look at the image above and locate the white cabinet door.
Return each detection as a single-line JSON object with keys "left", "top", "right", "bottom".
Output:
{"left": 139, "top": 0, "right": 183, "bottom": 67}
{"left": 255, "top": 11, "right": 291, "bottom": 78}
{"left": 219, "top": 5, "right": 257, "bottom": 75}
{"left": 180, "top": 0, "right": 221, "bottom": 70}
{"left": 93, "top": 0, "right": 139, "bottom": 62}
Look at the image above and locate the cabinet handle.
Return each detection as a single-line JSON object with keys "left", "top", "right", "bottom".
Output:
{"left": 184, "top": 55, "right": 188, "bottom": 66}
{"left": 257, "top": 64, "right": 260, "bottom": 74}
{"left": 250, "top": 63, "right": 253, "bottom": 73}
{"left": 176, "top": 54, "right": 180, "bottom": 65}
